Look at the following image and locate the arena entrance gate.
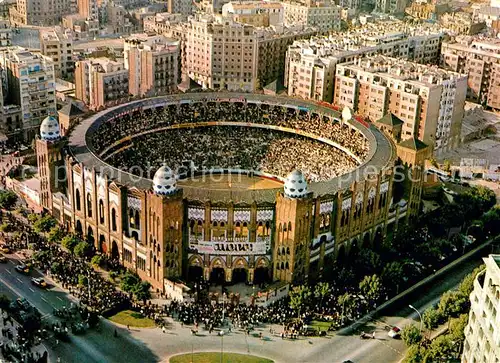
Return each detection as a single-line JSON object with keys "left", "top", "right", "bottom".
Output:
{"left": 253, "top": 267, "right": 269, "bottom": 286}
{"left": 232, "top": 268, "right": 247, "bottom": 284}
{"left": 188, "top": 266, "right": 203, "bottom": 282}
{"left": 111, "top": 240, "right": 119, "bottom": 261}
{"left": 210, "top": 268, "right": 225, "bottom": 284}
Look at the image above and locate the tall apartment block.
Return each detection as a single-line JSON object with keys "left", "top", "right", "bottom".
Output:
{"left": 441, "top": 36, "right": 500, "bottom": 109}
{"left": 39, "top": 27, "right": 74, "bottom": 80}
{"left": 124, "top": 34, "right": 180, "bottom": 97}
{"left": 222, "top": 1, "right": 283, "bottom": 27}
{"left": 167, "top": 0, "right": 193, "bottom": 16}
{"left": 0, "top": 18, "right": 11, "bottom": 47}
{"left": 184, "top": 14, "right": 317, "bottom": 91}
{"left": 75, "top": 58, "right": 129, "bottom": 110}
{"left": 462, "top": 255, "right": 500, "bottom": 363}
{"left": 10, "top": 0, "right": 76, "bottom": 25}
{"left": 77, "top": 0, "right": 99, "bottom": 20}
{"left": 0, "top": 48, "right": 56, "bottom": 141}
{"left": 375, "top": 0, "right": 407, "bottom": 14}
{"left": 285, "top": 21, "right": 443, "bottom": 102}
{"left": 333, "top": 56, "right": 467, "bottom": 154}
{"left": 282, "top": 0, "right": 341, "bottom": 32}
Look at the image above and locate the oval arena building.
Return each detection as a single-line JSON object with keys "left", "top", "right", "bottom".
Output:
{"left": 36, "top": 92, "right": 427, "bottom": 292}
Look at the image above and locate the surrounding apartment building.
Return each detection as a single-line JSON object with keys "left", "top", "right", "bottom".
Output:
{"left": 62, "top": 14, "right": 99, "bottom": 40}
{"left": 405, "top": 1, "right": 449, "bottom": 21}
{"left": 222, "top": 1, "right": 283, "bottom": 27}
{"left": 282, "top": 0, "right": 341, "bottom": 32}
{"left": 339, "top": 0, "right": 360, "bottom": 10}
{"left": 0, "top": 18, "right": 11, "bottom": 47}
{"left": 166, "top": 0, "right": 192, "bottom": 16}
{"left": 333, "top": 56, "right": 467, "bottom": 154}
{"left": 10, "top": 0, "right": 76, "bottom": 25}
{"left": 0, "top": 48, "right": 56, "bottom": 140}
{"left": 105, "top": 3, "right": 132, "bottom": 34}
{"left": 285, "top": 20, "right": 443, "bottom": 102}
{"left": 441, "top": 36, "right": 500, "bottom": 109}
{"left": 39, "top": 27, "right": 74, "bottom": 80}
{"left": 184, "top": 14, "right": 317, "bottom": 91}
{"left": 124, "top": 34, "right": 180, "bottom": 97}
{"left": 462, "top": 255, "right": 500, "bottom": 363}
{"left": 143, "top": 12, "right": 184, "bottom": 34}
{"left": 75, "top": 58, "right": 129, "bottom": 110}
{"left": 375, "top": 0, "right": 407, "bottom": 15}
{"left": 440, "top": 12, "right": 486, "bottom": 36}
{"left": 77, "top": 0, "right": 99, "bottom": 20}
{"left": 0, "top": 0, "right": 16, "bottom": 18}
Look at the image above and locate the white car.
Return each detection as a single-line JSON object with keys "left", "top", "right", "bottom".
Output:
{"left": 388, "top": 326, "right": 401, "bottom": 338}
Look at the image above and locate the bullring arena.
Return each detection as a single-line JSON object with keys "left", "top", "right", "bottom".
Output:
{"left": 36, "top": 92, "right": 413, "bottom": 292}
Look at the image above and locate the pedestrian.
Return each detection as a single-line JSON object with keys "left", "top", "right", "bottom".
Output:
{"left": 127, "top": 324, "right": 130, "bottom": 330}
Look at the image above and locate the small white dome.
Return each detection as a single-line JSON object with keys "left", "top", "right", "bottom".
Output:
{"left": 153, "top": 165, "right": 177, "bottom": 195}
{"left": 283, "top": 170, "right": 308, "bottom": 198}
{"left": 40, "top": 116, "right": 61, "bottom": 141}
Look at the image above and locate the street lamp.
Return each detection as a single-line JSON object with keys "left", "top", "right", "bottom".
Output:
{"left": 409, "top": 304, "right": 423, "bottom": 333}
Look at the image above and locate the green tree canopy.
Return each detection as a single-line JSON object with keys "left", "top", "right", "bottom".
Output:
{"left": 381, "top": 261, "right": 404, "bottom": 290}
{"left": 289, "top": 285, "right": 312, "bottom": 317}
{"left": 422, "top": 307, "right": 442, "bottom": 330}
{"left": 121, "top": 271, "right": 140, "bottom": 292}
{"left": 133, "top": 281, "right": 151, "bottom": 303}
{"left": 33, "top": 215, "right": 56, "bottom": 233}
{"left": 0, "top": 190, "right": 17, "bottom": 210}
{"left": 354, "top": 250, "right": 382, "bottom": 277}
{"left": 403, "top": 344, "right": 424, "bottom": 363}
{"left": 401, "top": 324, "right": 422, "bottom": 347}
{"left": 448, "top": 313, "right": 468, "bottom": 344}
{"left": 91, "top": 255, "right": 104, "bottom": 268}
{"left": 314, "top": 282, "right": 330, "bottom": 307}
{"left": 47, "top": 226, "right": 64, "bottom": 243}
{"left": 50, "top": 261, "right": 63, "bottom": 275}
{"left": 78, "top": 274, "right": 88, "bottom": 287}
{"left": 337, "top": 292, "right": 357, "bottom": 321}
{"left": 437, "top": 290, "right": 469, "bottom": 319}
{"left": 61, "top": 235, "right": 80, "bottom": 253}
{"left": 74, "top": 241, "right": 93, "bottom": 259}
{"left": 424, "top": 335, "right": 454, "bottom": 362}
{"left": 359, "top": 274, "right": 383, "bottom": 305}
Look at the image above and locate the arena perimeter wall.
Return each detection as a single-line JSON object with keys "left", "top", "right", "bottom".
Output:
{"left": 69, "top": 93, "right": 396, "bottom": 203}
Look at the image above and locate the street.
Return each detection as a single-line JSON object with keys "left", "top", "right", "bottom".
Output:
{"left": 0, "top": 246, "right": 488, "bottom": 363}
{"left": 0, "top": 253, "right": 159, "bottom": 363}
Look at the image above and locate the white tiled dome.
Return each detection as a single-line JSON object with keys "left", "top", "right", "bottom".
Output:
{"left": 283, "top": 170, "right": 308, "bottom": 198}
{"left": 40, "top": 116, "right": 61, "bottom": 141}
{"left": 152, "top": 165, "right": 177, "bottom": 195}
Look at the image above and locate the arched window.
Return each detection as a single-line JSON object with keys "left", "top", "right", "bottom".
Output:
{"left": 99, "top": 200, "right": 105, "bottom": 224}
{"left": 129, "top": 208, "right": 135, "bottom": 228}
{"left": 288, "top": 222, "right": 292, "bottom": 232}
{"left": 111, "top": 208, "right": 117, "bottom": 231}
{"left": 86, "top": 193, "right": 92, "bottom": 217}
{"left": 75, "top": 189, "right": 81, "bottom": 211}
{"left": 135, "top": 210, "right": 140, "bottom": 229}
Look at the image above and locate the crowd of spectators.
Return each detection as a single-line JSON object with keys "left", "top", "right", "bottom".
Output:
{"left": 92, "top": 101, "right": 369, "bottom": 182}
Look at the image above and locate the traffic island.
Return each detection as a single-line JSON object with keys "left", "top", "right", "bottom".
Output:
{"left": 169, "top": 352, "right": 274, "bottom": 363}
{"left": 108, "top": 310, "right": 155, "bottom": 328}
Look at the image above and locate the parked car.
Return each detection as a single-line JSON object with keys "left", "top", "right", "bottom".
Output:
{"left": 388, "top": 326, "right": 401, "bottom": 339}
{"left": 31, "top": 277, "right": 47, "bottom": 288}
{"left": 15, "top": 264, "right": 30, "bottom": 274}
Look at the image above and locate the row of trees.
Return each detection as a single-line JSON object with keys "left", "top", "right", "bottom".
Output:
{"left": 402, "top": 266, "right": 485, "bottom": 362}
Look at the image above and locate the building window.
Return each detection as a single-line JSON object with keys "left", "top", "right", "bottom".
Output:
{"left": 111, "top": 208, "right": 117, "bottom": 231}
{"left": 75, "top": 189, "right": 81, "bottom": 211}
{"left": 99, "top": 200, "right": 104, "bottom": 224}
{"left": 86, "top": 193, "right": 92, "bottom": 217}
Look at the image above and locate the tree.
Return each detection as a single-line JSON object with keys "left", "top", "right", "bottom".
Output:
{"left": 0, "top": 190, "right": 17, "bottom": 210}
{"left": 481, "top": 206, "right": 500, "bottom": 236}
{"left": 337, "top": 292, "right": 357, "bottom": 323}
{"left": 354, "top": 250, "right": 382, "bottom": 277}
{"left": 33, "top": 215, "right": 56, "bottom": 233}
{"left": 289, "top": 285, "right": 312, "bottom": 318}
{"left": 74, "top": 241, "right": 93, "bottom": 259}
{"left": 0, "top": 222, "right": 12, "bottom": 232}
{"left": 424, "top": 335, "right": 454, "bottom": 362}
{"left": 314, "top": 282, "right": 330, "bottom": 308}
{"left": 78, "top": 274, "right": 88, "bottom": 287}
{"left": 437, "top": 291, "right": 469, "bottom": 319}
{"left": 91, "top": 255, "right": 103, "bottom": 268}
{"left": 458, "top": 265, "right": 484, "bottom": 298}
{"left": 448, "top": 314, "right": 468, "bottom": 344}
{"left": 443, "top": 159, "right": 451, "bottom": 172}
{"left": 422, "top": 307, "right": 442, "bottom": 330}
{"left": 61, "top": 235, "right": 80, "bottom": 253}
{"left": 404, "top": 344, "right": 424, "bottom": 363}
{"left": 0, "top": 294, "right": 10, "bottom": 310}
{"left": 401, "top": 324, "right": 422, "bottom": 346}
{"left": 455, "top": 186, "right": 496, "bottom": 222}
{"left": 27, "top": 213, "right": 39, "bottom": 223}
{"left": 47, "top": 226, "right": 63, "bottom": 243}
{"left": 381, "top": 262, "right": 404, "bottom": 291}
{"left": 121, "top": 271, "right": 140, "bottom": 292}
{"left": 50, "top": 262, "right": 63, "bottom": 276}
{"left": 133, "top": 281, "right": 151, "bottom": 303}
{"left": 359, "top": 274, "right": 383, "bottom": 305}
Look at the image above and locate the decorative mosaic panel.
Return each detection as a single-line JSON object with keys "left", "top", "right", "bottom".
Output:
{"left": 233, "top": 209, "right": 251, "bottom": 223}
{"left": 355, "top": 192, "right": 363, "bottom": 205}
{"left": 96, "top": 174, "right": 105, "bottom": 189}
{"left": 127, "top": 196, "right": 141, "bottom": 210}
{"left": 85, "top": 181, "right": 93, "bottom": 193}
{"left": 98, "top": 185, "right": 106, "bottom": 199}
{"left": 368, "top": 187, "right": 376, "bottom": 200}
{"left": 380, "top": 181, "right": 389, "bottom": 193}
{"left": 256, "top": 209, "right": 274, "bottom": 222}
{"left": 319, "top": 200, "right": 334, "bottom": 214}
{"left": 73, "top": 171, "right": 81, "bottom": 187}
{"left": 211, "top": 209, "right": 228, "bottom": 222}
{"left": 188, "top": 207, "right": 205, "bottom": 220}
{"left": 342, "top": 198, "right": 352, "bottom": 211}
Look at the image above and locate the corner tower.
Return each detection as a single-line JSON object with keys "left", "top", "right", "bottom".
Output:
{"left": 273, "top": 170, "right": 313, "bottom": 283}
{"left": 36, "top": 116, "right": 66, "bottom": 211}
